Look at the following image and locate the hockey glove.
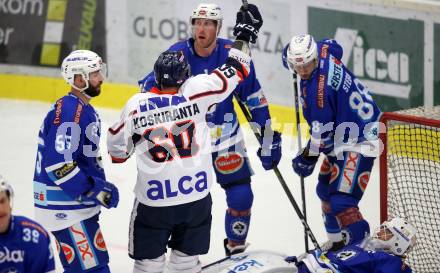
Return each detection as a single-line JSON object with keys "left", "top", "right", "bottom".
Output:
{"left": 292, "top": 147, "right": 319, "bottom": 177}
{"left": 257, "top": 130, "right": 282, "bottom": 170}
{"left": 83, "top": 176, "right": 119, "bottom": 209}
{"left": 233, "top": 3, "right": 263, "bottom": 44}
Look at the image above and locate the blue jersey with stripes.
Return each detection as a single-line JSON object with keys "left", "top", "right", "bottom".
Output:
{"left": 0, "top": 215, "right": 55, "bottom": 273}
{"left": 300, "top": 245, "right": 412, "bottom": 273}
{"left": 33, "top": 93, "right": 104, "bottom": 231}
{"left": 139, "top": 38, "right": 270, "bottom": 151}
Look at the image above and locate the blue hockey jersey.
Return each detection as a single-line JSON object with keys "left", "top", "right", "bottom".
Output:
{"left": 139, "top": 38, "right": 270, "bottom": 151}
{"left": 33, "top": 93, "right": 104, "bottom": 231}
{"left": 284, "top": 39, "right": 381, "bottom": 156}
{"left": 299, "top": 245, "right": 411, "bottom": 273}
{"left": 0, "top": 215, "right": 55, "bottom": 273}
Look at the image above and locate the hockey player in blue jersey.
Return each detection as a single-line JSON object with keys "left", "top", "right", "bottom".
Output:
{"left": 201, "top": 217, "right": 416, "bottom": 273}
{"left": 138, "top": 3, "right": 282, "bottom": 256}
{"left": 282, "top": 34, "right": 381, "bottom": 251}
{"left": 0, "top": 175, "right": 55, "bottom": 273}
{"left": 292, "top": 217, "right": 416, "bottom": 273}
{"left": 32, "top": 50, "right": 119, "bottom": 273}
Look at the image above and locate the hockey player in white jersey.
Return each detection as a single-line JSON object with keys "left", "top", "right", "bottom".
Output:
{"left": 107, "top": 4, "right": 264, "bottom": 273}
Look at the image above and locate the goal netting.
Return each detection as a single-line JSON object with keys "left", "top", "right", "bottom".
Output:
{"left": 379, "top": 105, "right": 440, "bottom": 273}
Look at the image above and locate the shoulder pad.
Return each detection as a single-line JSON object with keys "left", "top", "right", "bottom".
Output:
{"left": 169, "top": 40, "right": 189, "bottom": 51}
{"left": 52, "top": 95, "right": 84, "bottom": 125}
{"left": 318, "top": 39, "right": 343, "bottom": 60}
{"left": 18, "top": 216, "right": 49, "bottom": 238}
{"left": 217, "top": 38, "right": 233, "bottom": 47}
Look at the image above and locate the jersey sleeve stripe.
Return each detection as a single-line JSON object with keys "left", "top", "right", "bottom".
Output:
{"left": 110, "top": 155, "right": 130, "bottom": 163}
{"left": 45, "top": 163, "right": 80, "bottom": 185}
{"left": 108, "top": 122, "right": 125, "bottom": 135}
{"left": 189, "top": 70, "right": 228, "bottom": 100}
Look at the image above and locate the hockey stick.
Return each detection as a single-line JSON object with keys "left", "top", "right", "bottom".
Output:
{"left": 234, "top": 97, "right": 320, "bottom": 251}
{"left": 238, "top": 0, "right": 320, "bottom": 251}
{"left": 234, "top": 97, "right": 321, "bottom": 251}
{"left": 201, "top": 256, "right": 231, "bottom": 270}
{"left": 292, "top": 73, "right": 309, "bottom": 252}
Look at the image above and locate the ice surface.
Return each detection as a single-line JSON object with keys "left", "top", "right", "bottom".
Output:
{"left": 0, "top": 99, "right": 380, "bottom": 272}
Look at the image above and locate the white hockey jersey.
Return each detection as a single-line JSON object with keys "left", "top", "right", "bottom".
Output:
{"left": 107, "top": 53, "right": 249, "bottom": 207}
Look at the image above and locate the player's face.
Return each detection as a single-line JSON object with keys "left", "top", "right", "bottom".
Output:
{"left": 375, "top": 226, "right": 394, "bottom": 241}
{"left": 193, "top": 19, "right": 217, "bottom": 49}
{"left": 85, "top": 70, "right": 105, "bottom": 97}
{"left": 0, "top": 192, "right": 12, "bottom": 233}
{"left": 294, "top": 60, "right": 317, "bottom": 80}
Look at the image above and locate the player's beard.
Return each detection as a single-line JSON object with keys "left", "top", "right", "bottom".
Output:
{"left": 84, "top": 83, "right": 101, "bottom": 97}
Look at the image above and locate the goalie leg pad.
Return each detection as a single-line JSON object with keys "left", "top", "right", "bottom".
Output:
{"left": 225, "top": 183, "right": 253, "bottom": 243}
{"left": 133, "top": 254, "right": 165, "bottom": 273}
{"left": 168, "top": 250, "right": 201, "bottom": 273}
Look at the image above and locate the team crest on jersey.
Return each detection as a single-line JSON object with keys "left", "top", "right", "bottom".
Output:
{"left": 55, "top": 213, "right": 67, "bottom": 219}
{"left": 94, "top": 229, "right": 107, "bottom": 251}
{"left": 336, "top": 250, "right": 357, "bottom": 261}
{"left": 329, "top": 164, "right": 340, "bottom": 184}
{"left": 60, "top": 242, "right": 75, "bottom": 264}
{"left": 215, "top": 152, "right": 244, "bottom": 174}
{"left": 232, "top": 220, "right": 248, "bottom": 237}
{"left": 358, "top": 172, "right": 370, "bottom": 192}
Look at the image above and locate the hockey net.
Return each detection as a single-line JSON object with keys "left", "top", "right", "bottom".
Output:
{"left": 380, "top": 105, "right": 440, "bottom": 273}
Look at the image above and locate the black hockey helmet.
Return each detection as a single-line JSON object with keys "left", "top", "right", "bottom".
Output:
{"left": 154, "top": 51, "right": 191, "bottom": 88}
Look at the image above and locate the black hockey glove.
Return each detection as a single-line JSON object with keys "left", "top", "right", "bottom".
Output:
{"left": 233, "top": 3, "right": 263, "bottom": 44}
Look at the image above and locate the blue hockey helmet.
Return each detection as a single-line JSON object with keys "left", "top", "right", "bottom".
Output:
{"left": 154, "top": 51, "right": 191, "bottom": 88}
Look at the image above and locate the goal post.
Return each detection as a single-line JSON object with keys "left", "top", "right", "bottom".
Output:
{"left": 379, "top": 106, "right": 440, "bottom": 273}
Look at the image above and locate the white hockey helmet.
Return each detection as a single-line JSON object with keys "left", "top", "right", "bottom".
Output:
{"left": 0, "top": 175, "right": 14, "bottom": 204}
{"left": 61, "top": 50, "right": 106, "bottom": 91}
{"left": 190, "top": 3, "right": 223, "bottom": 35}
{"left": 286, "top": 34, "right": 318, "bottom": 70}
{"left": 372, "top": 217, "right": 417, "bottom": 256}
